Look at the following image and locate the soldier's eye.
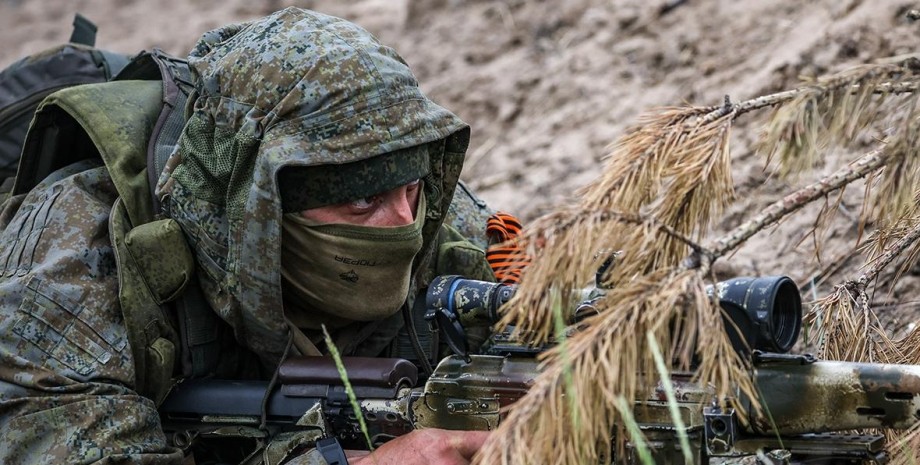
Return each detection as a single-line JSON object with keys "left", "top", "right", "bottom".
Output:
{"left": 351, "top": 196, "right": 376, "bottom": 209}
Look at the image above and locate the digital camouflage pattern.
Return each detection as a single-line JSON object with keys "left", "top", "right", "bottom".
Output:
{"left": 0, "top": 7, "right": 494, "bottom": 465}
{"left": 166, "top": 7, "right": 491, "bottom": 366}
{"left": 0, "top": 160, "right": 183, "bottom": 463}
{"left": 277, "top": 144, "right": 431, "bottom": 211}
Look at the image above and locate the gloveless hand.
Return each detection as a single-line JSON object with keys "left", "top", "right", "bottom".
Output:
{"left": 348, "top": 428, "right": 490, "bottom": 465}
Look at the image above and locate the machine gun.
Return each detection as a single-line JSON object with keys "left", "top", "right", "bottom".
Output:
{"left": 159, "top": 276, "right": 920, "bottom": 464}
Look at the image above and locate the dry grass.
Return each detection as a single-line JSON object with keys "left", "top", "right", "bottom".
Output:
{"left": 474, "top": 61, "right": 920, "bottom": 464}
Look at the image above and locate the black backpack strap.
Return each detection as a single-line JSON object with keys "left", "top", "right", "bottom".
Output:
{"left": 115, "top": 50, "right": 194, "bottom": 215}
{"left": 69, "top": 13, "right": 97, "bottom": 46}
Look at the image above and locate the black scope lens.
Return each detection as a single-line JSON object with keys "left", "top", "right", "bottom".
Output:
{"left": 713, "top": 276, "right": 802, "bottom": 354}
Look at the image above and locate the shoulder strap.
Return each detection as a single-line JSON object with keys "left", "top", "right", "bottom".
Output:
{"left": 15, "top": 80, "right": 162, "bottom": 225}
{"left": 14, "top": 77, "right": 184, "bottom": 401}
{"left": 114, "top": 49, "right": 195, "bottom": 215}
{"left": 149, "top": 53, "right": 195, "bottom": 215}
{"left": 115, "top": 51, "right": 222, "bottom": 378}
{"left": 13, "top": 56, "right": 220, "bottom": 395}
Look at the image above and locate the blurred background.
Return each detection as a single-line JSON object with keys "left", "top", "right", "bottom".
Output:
{"left": 4, "top": 0, "right": 920, "bottom": 329}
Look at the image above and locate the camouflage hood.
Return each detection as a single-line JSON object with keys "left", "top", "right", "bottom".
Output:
{"left": 164, "top": 8, "right": 470, "bottom": 364}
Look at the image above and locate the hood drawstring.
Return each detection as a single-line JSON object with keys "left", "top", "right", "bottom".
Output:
{"left": 289, "top": 322, "right": 322, "bottom": 356}
{"left": 402, "top": 302, "right": 434, "bottom": 376}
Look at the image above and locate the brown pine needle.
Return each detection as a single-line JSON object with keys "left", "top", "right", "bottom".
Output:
{"left": 889, "top": 423, "right": 920, "bottom": 465}
{"left": 871, "top": 111, "right": 920, "bottom": 224}
{"left": 702, "top": 79, "right": 920, "bottom": 126}
{"left": 860, "top": 217, "right": 920, "bottom": 288}
{"left": 497, "top": 209, "right": 714, "bottom": 341}
{"left": 475, "top": 269, "right": 754, "bottom": 465}
{"left": 759, "top": 64, "right": 920, "bottom": 177}
{"left": 482, "top": 58, "right": 920, "bottom": 465}
{"left": 806, "top": 284, "right": 887, "bottom": 362}
{"left": 804, "top": 207, "right": 920, "bottom": 460}
{"left": 505, "top": 104, "right": 736, "bottom": 341}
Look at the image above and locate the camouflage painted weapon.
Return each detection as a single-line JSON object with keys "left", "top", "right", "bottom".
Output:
{"left": 159, "top": 354, "right": 534, "bottom": 462}
{"left": 160, "top": 352, "right": 920, "bottom": 464}
{"left": 159, "top": 277, "right": 920, "bottom": 464}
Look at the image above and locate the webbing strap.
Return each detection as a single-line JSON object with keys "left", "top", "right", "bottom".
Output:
{"left": 175, "top": 277, "right": 221, "bottom": 377}
{"left": 146, "top": 53, "right": 219, "bottom": 378}
{"left": 145, "top": 50, "right": 194, "bottom": 215}
{"left": 69, "top": 13, "right": 97, "bottom": 46}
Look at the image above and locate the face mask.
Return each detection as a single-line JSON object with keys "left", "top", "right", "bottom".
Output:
{"left": 280, "top": 195, "right": 426, "bottom": 327}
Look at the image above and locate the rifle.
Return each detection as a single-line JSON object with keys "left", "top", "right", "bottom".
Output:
{"left": 160, "top": 276, "right": 920, "bottom": 464}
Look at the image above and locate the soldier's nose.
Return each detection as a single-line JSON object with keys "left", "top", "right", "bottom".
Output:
{"left": 381, "top": 189, "right": 415, "bottom": 226}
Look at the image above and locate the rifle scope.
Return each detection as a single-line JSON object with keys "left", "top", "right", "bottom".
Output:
{"left": 426, "top": 275, "right": 802, "bottom": 356}
{"left": 712, "top": 276, "right": 802, "bottom": 354}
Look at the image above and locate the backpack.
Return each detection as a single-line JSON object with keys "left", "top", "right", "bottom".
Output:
{"left": 7, "top": 42, "right": 230, "bottom": 403}
{"left": 3, "top": 35, "right": 500, "bottom": 405}
{"left": 0, "top": 14, "right": 129, "bottom": 192}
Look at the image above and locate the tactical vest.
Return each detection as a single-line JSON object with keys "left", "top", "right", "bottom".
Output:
{"left": 9, "top": 51, "right": 497, "bottom": 404}
{"left": 11, "top": 51, "right": 222, "bottom": 404}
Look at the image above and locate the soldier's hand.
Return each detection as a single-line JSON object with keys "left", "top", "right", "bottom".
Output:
{"left": 348, "top": 428, "right": 489, "bottom": 465}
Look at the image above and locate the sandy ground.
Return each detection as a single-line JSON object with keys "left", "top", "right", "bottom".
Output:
{"left": 3, "top": 0, "right": 920, "bottom": 331}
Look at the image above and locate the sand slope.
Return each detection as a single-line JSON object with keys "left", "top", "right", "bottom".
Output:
{"left": 3, "top": 0, "right": 920, "bottom": 327}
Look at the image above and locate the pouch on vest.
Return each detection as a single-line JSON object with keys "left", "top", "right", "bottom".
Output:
{"left": 16, "top": 77, "right": 188, "bottom": 403}
{"left": 111, "top": 198, "right": 180, "bottom": 404}
{"left": 125, "top": 218, "right": 195, "bottom": 304}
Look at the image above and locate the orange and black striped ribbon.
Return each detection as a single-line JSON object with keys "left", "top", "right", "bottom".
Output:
{"left": 485, "top": 212, "right": 531, "bottom": 284}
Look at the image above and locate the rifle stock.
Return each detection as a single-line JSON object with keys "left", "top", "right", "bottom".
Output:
{"left": 160, "top": 352, "right": 920, "bottom": 464}
{"left": 158, "top": 276, "right": 918, "bottom": 464}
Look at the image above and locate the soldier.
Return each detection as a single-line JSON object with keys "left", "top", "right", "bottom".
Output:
{"left": 0, "top": 7, "right": 510, "bottom": 465}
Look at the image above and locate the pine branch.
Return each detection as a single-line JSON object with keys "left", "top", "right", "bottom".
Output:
{"left": 496, "top": 209, "right": 711, "bottom": 340}
{"left": 476, "top": 269, "right": 754, "bottom": 465}
{"left": 709, "top": 146, "right": 890, "bottom": 258}
{"left": 699, "top": 80, "right": 920, "bottom": 125}
{"left": 858, "top": 222, "right": 920, "bottom": 289}
{"left": 481, "top": 61, "right": 920, "bottom": 465}
{"left": 525, "top": 209, "right": 708, "bottom": 253}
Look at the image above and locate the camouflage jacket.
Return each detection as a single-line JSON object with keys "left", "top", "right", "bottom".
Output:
{"left": 0, "top": 8, "right": 495, "bottom": 465}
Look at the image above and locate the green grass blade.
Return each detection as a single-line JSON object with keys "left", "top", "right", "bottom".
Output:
{"left": 552, "top": 289, "right": 580, "bottom": 431}
{"left": 323, "top": 325, "right": 375, "bottom": 451}
{"left": 614, "top": 396, "right": 655, "bottom": 465}
{"left": 647, "top": 331, "right": 694, "bottom": 464}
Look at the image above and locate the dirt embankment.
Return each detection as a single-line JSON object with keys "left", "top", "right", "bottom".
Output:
{"left": 3, "top": 0, "right": 920, "bottom": 327}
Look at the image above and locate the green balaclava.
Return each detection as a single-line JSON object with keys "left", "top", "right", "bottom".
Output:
{"left": 166, "top": 7, "right": 471, "bottom": 363}
{"left": 278, "top": 145, "right": 431, "bottom": 328}
{"left": 281, "top": 194, "right": 426, "bottom": 328}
